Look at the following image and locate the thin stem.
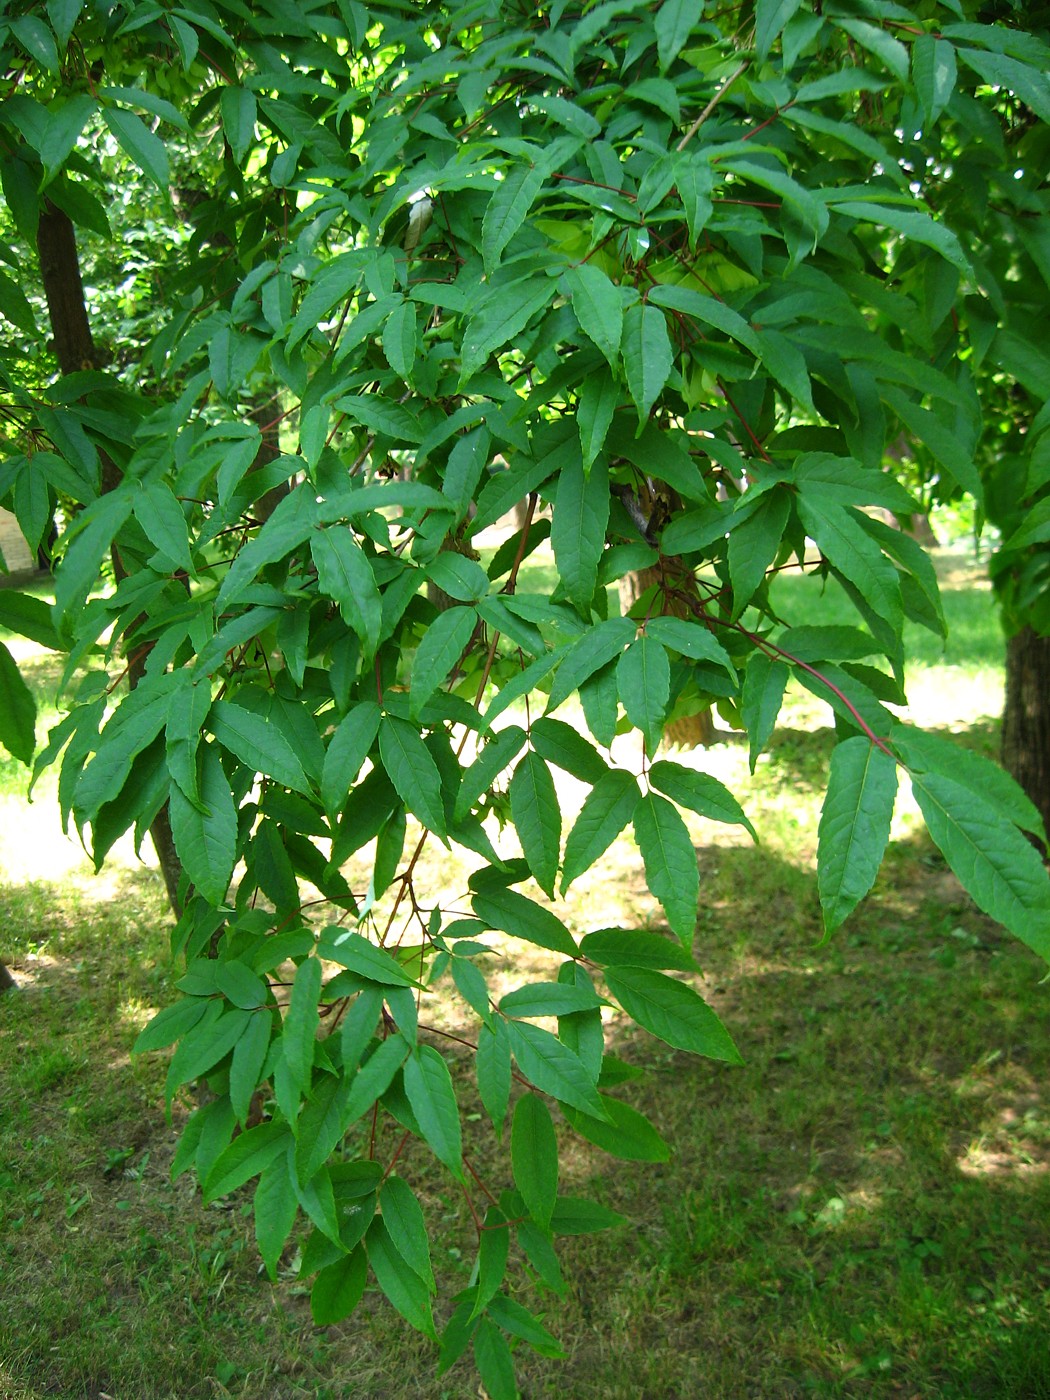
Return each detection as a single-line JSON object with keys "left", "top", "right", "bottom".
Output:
{"left": 677, "top": 61, "right": 749, "bottom": 152}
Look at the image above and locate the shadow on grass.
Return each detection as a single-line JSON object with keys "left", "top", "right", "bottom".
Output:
{"left": 1, "top": 827, "right": 1048, "bottom": 1399}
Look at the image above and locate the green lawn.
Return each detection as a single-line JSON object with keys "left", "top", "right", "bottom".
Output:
{"left": 2, "top": 548, "right": 1048, "bottom": 1399}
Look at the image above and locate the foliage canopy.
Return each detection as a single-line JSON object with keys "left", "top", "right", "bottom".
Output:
{"left": 1, "top": 0, "right": 1049, "bottom": 1391}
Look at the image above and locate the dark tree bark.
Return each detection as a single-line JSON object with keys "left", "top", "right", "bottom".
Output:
{"left": 0, "top": 961, "right": 15, "bottom": 993}
{"left": 36, "top": 202, "right": 184, "bottom": 916}
{"left": 1002, "top": 626, "right": 1050, "bottom": 846}
{"left": 619, "top": 564, "right": 715, "bottom": 749}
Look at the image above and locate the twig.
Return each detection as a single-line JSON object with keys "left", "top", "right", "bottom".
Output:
{"left": 677, "top": 61, "right": 749, "bottom": 152}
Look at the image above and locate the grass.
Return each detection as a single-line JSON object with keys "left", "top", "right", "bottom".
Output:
{"left": 2, "top": 547, "right": 1049, "bottom": 1399}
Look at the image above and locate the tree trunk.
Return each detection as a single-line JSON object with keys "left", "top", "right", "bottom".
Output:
{"left": 0, "top": 961, "right": 15, "bottom": 993}
{"left": 36, "top": 202, "right": 184, "bottom": 916}
{"left": 1002, "top": 626, "right": 1050, "bottom": 847}
{"left": 619, "top": 565, "right": 715, "bottom": 749}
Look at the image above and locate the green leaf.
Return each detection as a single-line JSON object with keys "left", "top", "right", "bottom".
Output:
{"left": 318, "top": 927, "right": 418, "bottom": 986}
{"left": 577, "top": 367, "right": 619, "bottom": 472}
{"left": 740, "top": 652, "right": 789, "bottom": 773}
{"left": 403, "top": 1044, "right": 464, "bottom": 1181}
{"left": 910, "top": 772, "right": 1050, "bottom": 963}
{"left": 563, "top": 1096, "right": 670, "bottom": 1162}
{"left": 912, "top": 36, "right": 957, "bottom": 128}
{"left": 454, "top": 726, "right": 527, "bottom": 823}
{"left": 311, "top": 529, "right": 382, "bottom": 659}
{"left": 755, "top": 0, "right": 803, "bottom": 60}
{"left": 551, "top": 453, "right": 609, "bottom": 612}
{"left": 506, "top": 1020, "right": 607, "bottom": 1117}
{"left": 383, "top": 301, "right": 418, "bottom": 379}
{"left": 311, "top": 1246, "right": 368, "bottom": 1326}
{"left": 47, "top": 0, "right": 82, "bottom": 51}
{"left": 381, "top": 1176, "right": 435, "bottom": 1291}
{"left": 343, "top": 1035, "right": 409, "bottom": 1125}
{"left": 410, "top": 605, "right": 476, "bottom": 718}
{"left": 509, "top": 751, "right": 561, "bottom": 898}
{"left": 648, "top": 760, "right": 758, "bottom": 841}
{"left": 817, "top": 737, "right": 898, "bottom": 935}
{"left": 255, "top": 1150, "right": 298, "bottom": 1281}
{"left": 645, "top": 617, "right": 735, "bottom": 675}
{"left": 133, "top": 996, "right": 209, "bottom": 1055}
{"left": 499, "top": 982, "right": 603, "bottom": 1018}
{"left": 632, "top": 792, "right": 698, "bottom": 945}
{"left": 472, "top": 887, "right": 578, "bottom": 957}
{"left": 829, "top": 200, "right": 970, "bottom": 275}
{"left": 229, "top": 1010, "right": 271, "bottom": 1124}
{"left": 460, "top": 276, "right": 553, "bottom": 384}
{"left": 0, "top": 268, "right": 39, "bottom": 336}
{"left": 340, "top": 986, "right": 384, "bottom": 1071}
{"left": 622, "top": 303, "right": 673, "bottom": 427}
{"left": 210, "top": 699, "right": 311, "bottom": 795}
{"left": 220, "top": 86, "right": 256, "bottom": 164}
{"left": 648, "top": 284, "right": 760, "bottom": 355}
{"left": 215, "top": 486, "right": 317, "bottom": 613}
{"left": 797, "top": 497, "right": 902, "bottom": 634}
{"left": 891, "top": 728, "right": 1045, "bottom": 843}
{"left": 564, "top": 264, "right": 623, "bottom": 368}
{"left": 169, "top": 744, "right": 237, "bottom": 906}
{"left": 0, "top": 642, "right": 35, "bottom": 764}
{"left": 617, "top": 636, "right": 670, "bottom": 754}
{"left": 547, "top": 617, "right": 635, "bottom": 711}
{"left": 529, "top": 718, "right": 608, "bottom": 784}
{"left": 473, "top": 1319, "right": 517, "bottom": 1400}
{"left": 54, "top": 491, "right": 133, "bottom": 629}
{"left": 511, "top": 1093, "right": 558, "bottom": 1229}
{"left": 958, "top": 47, "right": 1050, "bottom": 126}
{"left": 604, "top": 967, "right": 742, "bottom": 1062}
{"left": 10, "top": 15, "right": 59, "bottom": 71}
{"left": 655, "top": 0, "right": 702, "bottom": 70}
{"left": 471, "top": 1206, "right": 510, "bottom": 1320}
{"left": 282, "top": 956, "right": 321, "bottom": 1100}
{"left": 203, "top": 1122, "right": 292, "bottom": 1204}
{"left": 367, "top": 1216, "right": 437, "bottom": 1338}
{"left": 549, "top": 1196, "right": 626, "bottom": 1236}
{"left": 728, "top": 489, "right": 790, "bottom": 618}
{"left": 133, "top": 481, "right": 193, "bottom": 574}
{"left": 322, "top": 702, "right": 381, "bottom": 822}
{"left": 0, "top": 591, "right": 61, "bottom": 650}
{"left": 477, "top": 1018, "right": 512, "bottom": 1132}
{"left": 295, "top": 1074, "right": 352, "bottom": 1184}
{"left": 579, "top": 927, "right": 698, "bottom": 971}
{"left": 379, "top": 716, "right": 448, "bottom": 844}
{"left": 483, "top": 160, "right": 548, "bottom": 273}
{"left": 103, "top": 107, "right": 169, "bottom": 190}
{"left": 561, "top": 769, "right": 640, "bottom": 891}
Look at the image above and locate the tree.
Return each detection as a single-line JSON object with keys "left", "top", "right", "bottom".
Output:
{"left": 1, "top": 1, "right": 1049, "bottom": 1392}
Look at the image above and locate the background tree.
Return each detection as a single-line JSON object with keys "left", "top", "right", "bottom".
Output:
{"left": 1, "top": 1, "right": 1049, "bottom": 1393}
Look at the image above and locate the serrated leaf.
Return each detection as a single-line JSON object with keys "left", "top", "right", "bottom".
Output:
{"left": 11, "top": 15, "right": 59, "bottom": 72}
{"left": 0, "top": 642, "right": 35, "bottom": 765}
{"left": 344, "top": 1035, "right": 409, "bottom": 1125}
{"left": 547, "top": 617, "right": 634, "bottom": 711}
{"left": 403, "top": 1044, "right": 464, "bottom": 1181}
{"left": 551, "top": 453, "right": 609, "bottom": 611}
{"left": 210, "top": 699, "right": 311, "bottom": 796}
{"left": 891, "top": 728, "right": 1045, "bottom": 842}
{"left": 506, "top": 1020, "right": 607, "bottom": 1117}
{"left": 817, "top": 737, "right": 898, "bottom": 935}
{"left": 511, "top": 1093, "right": 558, "bottom": 1229}
{"left": 311, "top": 1246, "right": 367, "bottom": 1325}
{"left": 367, "top": 1216, "right": 437, "bottom": 1338}
{"left": 561, "top": 769, "right": 640, "bottom": 891}
{"left": 454, "top": 726, "right": 528, "bottom": 823}
{"left": 548, "top": 1196, "right": 625, "bottom": 1236}
{"left": 472, "top": 887, "right": 578, "bottom": 957}
{"left": 229, "top": 1010, "right": 272, "bottom": 1124}
{"left": 477, "top": 1018, "right": 512, "bottom": 1132}
{"left": 648, "top": 760, "right": 758, "bottom": 842}
{"left": 255, "top": 1150, "right": 298, "bottom": 1281}
{"left": 103, "top": 107, "right": 169, "bottom": 190}
{"left": 410, "top": 605, "right": 476, "bottom": 718}
{"left": 220, "top": 86, "right": 256, "bottom": 164}
{"left": 379, "top": 716, "right": 447, "bottom": 844}
{"left": 381, "top": 1176, "right": 435, "bottom": 1291}
{"left": 169, "top": 743, "right": 237, "bottom": 905}
{"left": 633, "top": 792, "right": 698, "bottom": 944}
{"left": 499, "top": 982, "right": 602, "bottom": 1017}
{"left": 622, "top": 303, "right": 673, "bottom": 427}
{"left": 755, "top": 0, "right": 803, "bottom": 59}
{"left": 728, "top": 489, "right": 790, "bottom": 618}
{"left": 564, "top": 264, "right": 623, "bottom": 367}
{"left": 202, "top": 1122, "right": 292, "bottom": 1204}
{"left": 322, "top": 702, "right": 381, "bottom": 822}
{"left": 483, "top": 160, "right": 547, "bottom": 273}
{"left": 529, "top": 717, "right": 608, "bottom": 784}
{"left": 133, "top": 996, "right": 210, "bottom": 1055}
{"left": 740, "top": 652, "right": 789, "bottom": 773}
{"left": 460, "top": 276, "right": 552, "bottom": 384}
{"left": 563, "top": 1095, "right": 670, "bottom": 1162}
{"left": 604, "top": 966, "right": 742, "bottom": 1062}
{"left": 215, "top": 486, "right": 317, "bottom": 612}
{"left": 910, "top": 771, "right": 1050, "bottom": 963}
{"left": 509, "top": 751, "right": 561, "bottom": 897}
{"left": 912, "top": 35, "right": 956, "bottom": 128}
{"left": 311, "top": 529, "right": 382, "bottom": 659}
{"left": 133, "top": 481, "right": 193, "bottom": 574}
{"left": 830, "top": 200, "right": 970, "bottom": 274}
{"left": 283, "top": 956, "right": 321, "bottom": 1100}
{"left": 617, "top": 636, "right": 670, "bottom": 754}
{"left": 645, "top": 616, "right": 735, "bottom": 674}
{"left": 797, "top": 496, "right": 902, "bottom": 633}
{"left": 318, "top": 926, "right": 418, "bottom": 986}
{"left": 0, "top": 591, "right": 61, "bottom": 650}
{"left": 383, "top": 300, "right": 418, "bottom": 379}
{"left": 578, "top": 367, "right": 619, "bottom": 471}
{"left": 579, "top": 927, "right": 698, "bottom": 971}
{"left": 295, "top": 1074, "right": 352, "bottom": 1183}
{"left": 655, "top": 0, "right": 702, "bottom": 70}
